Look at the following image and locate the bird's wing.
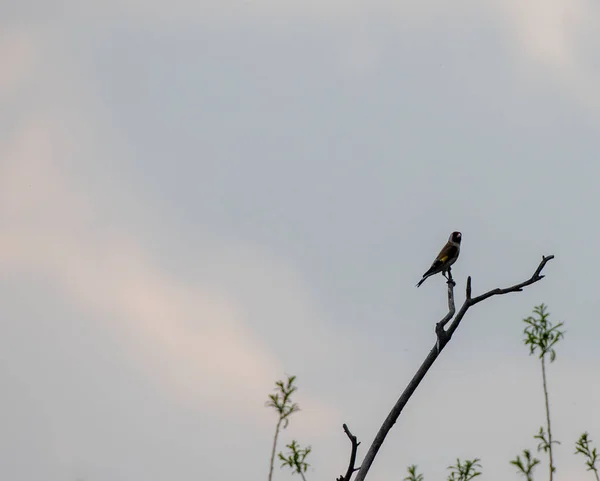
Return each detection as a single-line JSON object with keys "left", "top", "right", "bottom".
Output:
{"left": 435, "top": 243, "right": 459, "bottom": 265}
{"left": 422, "top": 244, "right": 458, "bottom": 276}
{"left": 418, "top": 242, "right": 460, "bottom": 286}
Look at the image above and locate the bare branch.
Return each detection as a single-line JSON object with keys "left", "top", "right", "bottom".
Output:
{"left": 438, "top": 278, "right": 456, "bottom": 329}
{"left": 347, "top": 254, "right": 554, "bottom": 481}
{"left": 445, "top": 255, "right": 555, "bottom": 340}
{"left": 435, "top": 277, "right": 456, "bottom": 350}
{"left": 337, "top": 424, "right": 361, "bottom": 481}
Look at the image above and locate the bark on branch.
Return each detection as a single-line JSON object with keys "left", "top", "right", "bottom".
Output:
{"left": 336, "top": 424, "right": 360, "bottom": 481}
{"left": 341, "top": 254, "right": 554, "bottom": 481}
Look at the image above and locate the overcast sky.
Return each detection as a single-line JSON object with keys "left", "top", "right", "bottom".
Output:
{"left": 2, "top": 1, "right": 600, "bottom": 481}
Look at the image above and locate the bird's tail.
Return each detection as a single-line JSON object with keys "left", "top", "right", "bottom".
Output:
{"left": 416, "top": 275, "right": 429, "bottom": 288}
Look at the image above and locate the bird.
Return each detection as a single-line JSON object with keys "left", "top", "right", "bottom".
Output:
{"left": 416, "top": 231, "right": 462, "bottom": 287}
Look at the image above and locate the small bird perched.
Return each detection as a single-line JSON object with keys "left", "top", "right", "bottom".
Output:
{"left": 416, "top": 231, "right": 462, "bottom": 287}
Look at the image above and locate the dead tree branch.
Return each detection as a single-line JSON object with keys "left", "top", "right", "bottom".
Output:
{"left": 336, "top": 424, "right": 361, "bottom": 481}
{"left": 342, "top": 254, "right": 554, "bottom": 481}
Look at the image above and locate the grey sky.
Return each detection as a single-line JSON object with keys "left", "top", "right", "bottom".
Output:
{"left": 1, "top": 1, "right": 600, "bottom": 480}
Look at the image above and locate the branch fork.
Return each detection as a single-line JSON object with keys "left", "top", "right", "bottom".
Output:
{"left": 337, "top": 424, "right": 361, "bottom": 481}
{"left": 339, "top": 254, "right": 555, "bottom": 481}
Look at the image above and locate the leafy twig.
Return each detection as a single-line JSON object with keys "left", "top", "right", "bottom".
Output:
{"left": 510, "top": 449, "right": 540, "bottom": 481}
{"left": 447, "top": 458, "right": 482, "bottom": 481}
{"left": 404, "top": 464, "right": 424, "bottom": 481}
{"left": 575, "top": 433, "right": 600, "bottom": 481}
{"left": 267, "top": 375, "right": 301, "bottom": 481}
{"left": 523, "top": 304, "right": 564, "bottom": 480}
{"left": 279, "top": 440, "right": 311, "bottom": 481}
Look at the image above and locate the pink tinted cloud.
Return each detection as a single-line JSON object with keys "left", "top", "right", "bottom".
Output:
{"left": 0, "top": 28, "right": 38, "bottom": 98}
{"left": 0, "top": 26, "right": 344, "bottom": 433}
{"left": 0, "top": 93, "right": 284, "bottom": 422}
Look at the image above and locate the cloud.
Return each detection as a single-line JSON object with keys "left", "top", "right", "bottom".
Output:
{"left": 0, "top": 117, "right": 280, "bottom": 411}
{"left": 0, "top": 27, "right": 39, "bottom": 98}
{"left": 0, "top": 41, "right": 346, "bottom": 424}
{"left": 10, "top": 0, "right": 600, "bottom": 107}
{"left": 491, "top": 0, "right": 600, "bottom": 109}
{"left": 58, "top": 0, "right": 598, "bottom": 109}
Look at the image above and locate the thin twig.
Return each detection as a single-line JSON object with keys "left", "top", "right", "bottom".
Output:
{"left": 337, "top": 424, "right": 361, "bottom": 481}
{"left": 541, "top": 357, "right": 555, "bottom": 481}
{"left": 269, "top": 419, "right": 282, "bottom": 481}
{"left": 347, "top": 254, "right": 554, "bottom": 481}
{"left": 444, "top": 255, "right": 554, "bottom": 341}
{"left": 466, "top": 276, "right": 472, "bottom": 300}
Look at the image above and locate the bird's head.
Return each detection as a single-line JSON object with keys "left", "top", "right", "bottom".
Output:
{"left": 450, "top": 231, "right": 462, "bottom": 244}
